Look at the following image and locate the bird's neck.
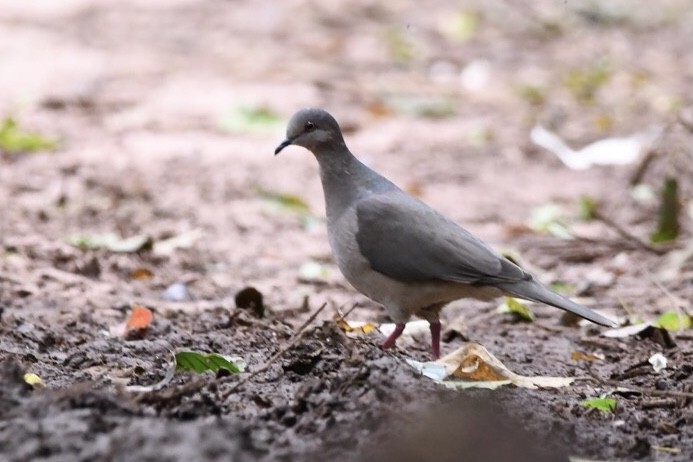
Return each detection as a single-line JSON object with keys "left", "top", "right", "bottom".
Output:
{"left": 316, "top": 147, "right": 396, "bottom": 222}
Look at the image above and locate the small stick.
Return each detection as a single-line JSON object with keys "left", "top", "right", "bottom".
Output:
{"left": 593, "top": 209, "right": 665, "bottom": 255}
{"left": 224, "top": 302, "right": 328, "bottom": 394}
{"left": 641, "top": 398, "right": 678, "bottom": 410}
{"left": 578, "top": 376, "right": 693, "bottom": 399}
{"left": 341, "top": 301, "right": 360, "bottom": 319}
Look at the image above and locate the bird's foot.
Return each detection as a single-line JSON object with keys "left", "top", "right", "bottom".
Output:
{"left": 430, "top": 321, "right": 441, "bottom": 360}
{"left": 382, "top": 323, "right": 406, "bottom": 350}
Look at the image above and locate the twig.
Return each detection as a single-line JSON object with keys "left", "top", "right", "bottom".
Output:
{"left": 629, "top": 148, "right": 658, "bottom": 186}
{"left": 224, "top": 302, "right": 328, "bottom": 394}
{"left": 677, "top": 112, "right": 693, "bottom": 133}
{"left": 641, "top": 398, "right": 678, "bottom": 410}
{"left": 341, "top": 301, "right": 360, "bottom": 319}
{"left": 635, "top": 261, "right": 689, "bottom": 315}
{"left": 577, "top": 376, "right": 693, "bottom": 399}
{"left": 577, "top": 336, "right": 628, "bottom": 352}
{"left": 593, "top": 209, "right": 665, "bottom": 255}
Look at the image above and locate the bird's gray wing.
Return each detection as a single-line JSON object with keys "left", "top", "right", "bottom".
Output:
{"left": 355, "top": 193, "right": 529, "bottom": 284}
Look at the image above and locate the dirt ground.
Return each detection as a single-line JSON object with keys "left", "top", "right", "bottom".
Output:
{"left": 1, "top": 1, "right": 693, "bottom": 461}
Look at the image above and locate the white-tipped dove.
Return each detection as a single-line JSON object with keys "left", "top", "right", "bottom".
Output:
{"left": 275, "top": 108, "right": 617, "bottom": 359}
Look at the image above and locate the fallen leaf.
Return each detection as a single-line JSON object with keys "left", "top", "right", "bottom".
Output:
{"left": 153, "top": 229, "right": 203, "bottom": 255}
{"left": 298, "top": 261, "right": 333, "bottom": 284}
{"left": 130, "top": 267, "right": 153, "bottom": 280}
{"left": 125, "top": 305, "right": 153, "bottom": 337}
{"left": 366, "top": 100, "right": 392, "bottom": 118}
{"left": 581, "top": 397, "right": 616, "bottom": 413}
{"left": 258, "top": 188, "right": 311, "bottom": 215}
{"left": 68, "top": 233, "right": 153, "bottom": 253}
{"left": 516, "top": 84, "right": 547, "bottom": 107}
{"left": 655, "top": 311, "right": 691, "bottom": 331}
{"left": 127, "top": 351, "right": 245, "bottom": 392}
{"left": 528, "top": 203, "right": 574, "bottom": 239}
{"left": 571, "top": 351, "right": 605, "bottom": 361}
{"left": 497, "top": 297, "right": 535, "bottom": 322}
{"left": 564, "top": 64, "right": 611, "bottom": 104}
{"left": 333, "top": 315, "right": 378, "bottom": 335}
{"left": 384, "top": 95, "right": 456, "bottom": 119}
{"left": 175, "top": 351, "right": 244, "bottom": 375}
{"left": 651, "top": 177, "right": 680, "bottom": 243}
{"left": 385, "top": 27, "right": 416, "bottom": 63}
{"left": 434, "top": 343, "right": 575, "bottom": 389}
{"left": 0, "top": 117, "right": 58, "bottom": 153}
{"left": 550, "top": 281, "right": 574, "bottom": 293}
{"left": 220, "top": 105, "right": 283, "bottom": 134}
{"left": 579, "top": 196, "right": 599, "bottom": 220}
{"left": 23, "top": 372, "right": 45, "bottom": 388}
{"left": 439, "top": 9, "right": 480, "bottom": 42}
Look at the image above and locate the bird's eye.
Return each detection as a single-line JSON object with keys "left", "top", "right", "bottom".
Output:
{"left": 304, "top": 121, "right": 315, "bottom": 132}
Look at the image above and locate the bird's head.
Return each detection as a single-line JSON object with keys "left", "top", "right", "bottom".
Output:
{"left": 274, "top": 108, "right": 345, "bottom": 155}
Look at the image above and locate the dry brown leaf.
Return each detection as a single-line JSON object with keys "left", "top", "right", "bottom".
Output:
{"left": 438, "top": 343, "right": 575, "bottom": 389}
{"left": 333, "top": 315, "right": 378, "bottom": 335}
{"left": 125, "top": 305, "right": 153, "bottom": 337}
{"left": 571, "top": 351, "right": 605, "bottom": 361}
{"left": 130, "top": 267, "right": 153, "bottom": 280}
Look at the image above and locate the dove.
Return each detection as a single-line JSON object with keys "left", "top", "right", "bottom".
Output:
{"left": 275, "top": 108, "right": 617, "bottom": 359}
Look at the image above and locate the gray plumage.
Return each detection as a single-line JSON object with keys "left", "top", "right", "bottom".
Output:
{"left": 275, "top": 108, "right": 618, "bottom": 359}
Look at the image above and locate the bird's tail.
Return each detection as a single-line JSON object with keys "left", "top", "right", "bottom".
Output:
{"left": 498, "top": 279, "right": 618, "bottom": 328}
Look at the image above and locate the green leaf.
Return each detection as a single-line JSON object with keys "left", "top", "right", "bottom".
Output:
{"left": 385, "top": 27, "right": 416, "bottom": 63}
{"left": 257, "top": 188, "right": 311, "bottom": 215}
{"left": 384, "top": 94, "right": 456, "bottom": 119}
{"left": 23, "top": 372, "right": 45, "bottom": 388}
{"left": 581, "top": 397, "right": 616, "bottom": 413}
{"left": 0, "top": 117, "right": 58, "bottom": 153}
{"left": 221, "top": 106, "right": 283, "bottom": 134}
{"left": 528, "top": 204, "right": 573, "bottom": 240}
{"left": 68, "top": 233, "right": 153, "bottom": 253}
{"left": 175, "top": 351, "right": 244, "bottom": 374}
{"left": 630, "top": 184, "right": 656, "bottom": 203}
{"left": 549, "top": 281, "right": 574, "bottom": 294}
{"left": 579, "top": 196, "right": 599, "bottom": 220}
{"left": 564, "top": 63, "right": 611, "bottom": 105}
{"left": 516, "top": 85, "right": 546, "bottom": 107}
{"left": 497, "top": 297, "right": 535, "bottom": 322}
{"left": 655, "top": 311, "right": 691, "bottom": 331}
{"left": 298, "top": 261, "right": 333, "bottom": 283}
{"left": 439, "top": 10, "right": 480, "bottom": 43}
{"left": 650, "top": 177, "right": 680, "bottom": 243}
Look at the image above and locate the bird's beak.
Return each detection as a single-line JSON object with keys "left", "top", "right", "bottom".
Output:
{"left": 274, "top": 137, "right": 293, "bottom": 155}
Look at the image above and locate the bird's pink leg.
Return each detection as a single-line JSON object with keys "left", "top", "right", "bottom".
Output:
{"left": 430, "top": 321, "right": 441, "bottom": 360}
{"left": 382, "top": 323, "right": 406, "bottom": 350}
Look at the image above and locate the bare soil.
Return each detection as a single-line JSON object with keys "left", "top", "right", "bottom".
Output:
{"left": 1, "top": 1, "right": 692, "bottom": 461}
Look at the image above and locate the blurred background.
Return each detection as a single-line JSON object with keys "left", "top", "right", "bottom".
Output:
{"left": 1, "top": 0, "right": 690, "bottom": 311}
{"left": 1, "top": 1, "right": 692, "bottom": 460}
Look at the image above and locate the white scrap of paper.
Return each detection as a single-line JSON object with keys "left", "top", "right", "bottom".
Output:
{"left": 530, "top": 125, "right": 661, "bottom": 170}
{"left": 648, "top": 352, "right": 667, "bottom": 373}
